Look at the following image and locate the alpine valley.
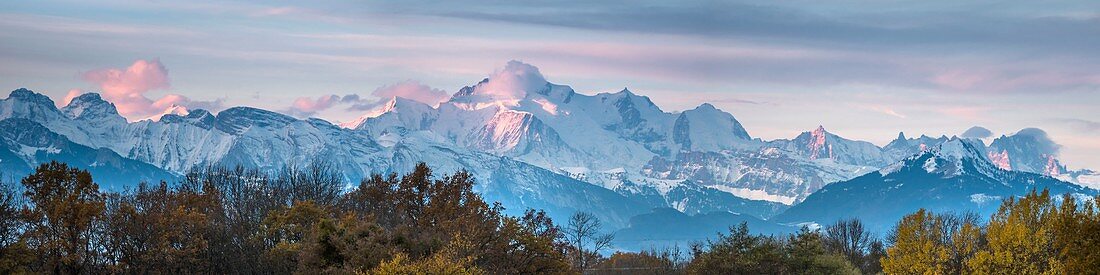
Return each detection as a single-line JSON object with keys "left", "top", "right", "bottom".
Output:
{"left": 2, "top": 61, "right": 1097, "bottom": 250}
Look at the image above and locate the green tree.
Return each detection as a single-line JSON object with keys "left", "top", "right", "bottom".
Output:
{"left": 786, "top": 228, "right": 859, "bottom": 275}
{"left": 591, "top": 247, "right": 685, "bottom": 275}
{"left": 687, "top": 223, "right": 786, "bottom": 274}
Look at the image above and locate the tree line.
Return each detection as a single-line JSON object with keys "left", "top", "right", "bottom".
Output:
{"left": 1, "top": 161, "right": 595, "bottom": 274}
{"left": 1, "top": 161, "right": 1098, "bottom": 274}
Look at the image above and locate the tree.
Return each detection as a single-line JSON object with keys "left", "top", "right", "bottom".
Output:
{"left": 687, "top": 223, "right": 786, "bottom": 274}
{"left": 565, "top": 211, "right": 614, "bottom": 271}
{"left": 1050, "top": 193, "right": 1100, "bottom": 273}
{"left": 0, "top": 179, "right": 31, "bottom": 273}
{"left": 591, "top": 247, "right": 685, "bottom": 275}
{"left": 20, "top": 161, "right": 107, "bottom": 274}
{"left": 261, "top": 200, "right": 328, "bottom": 273}
{"left": 785, "top": 228, "right": 859, "bottom": 275}
{"left": 822, "top": 218, "right": 881, "bottom": 273}
{"left": 103, "top": 181, "right": 215, "bottom": 273}
{"left": 6, "top": 161, "right": 577, "bottom": 274}
{"left": 882, "top": 209, "right": 985, "bottom": 275}
{"left": 967, "top": 189, "right": 1059, "bottom": 274}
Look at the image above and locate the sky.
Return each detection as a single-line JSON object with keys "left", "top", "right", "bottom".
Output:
{"left": 0, "top": 0, "right": 1098, "bottom": 170}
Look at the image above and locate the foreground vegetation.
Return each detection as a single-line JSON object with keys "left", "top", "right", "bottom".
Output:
{"left": 1, "top": 162, "right": 1098, "bottom": 274}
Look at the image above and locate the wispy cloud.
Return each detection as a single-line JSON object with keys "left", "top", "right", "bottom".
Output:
{"left": 1053, "top": 118, "right": 1100, "bottom": 133}
{"left": 368, "top": 80, "right": 449, "bottom": 107}
{"left": 866, "top": 105, "right": 907, "bottom": 119}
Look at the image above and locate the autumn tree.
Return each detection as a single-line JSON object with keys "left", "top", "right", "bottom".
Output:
{"left": 1049, "top": 193, "right": 1100, "bottom": 273}
{"left": 20, "top": 161, "right": 107, "bottom": 274}
{"left": 967, "top": 189, "right": 1060, "bottom": 273}
{"left": 103, "top": 181, "right": 216, "bottom": 273}
{"left": 881, "top": 209, "right": 983, "bottom": 275}
{"left": 6, "top": 161, "right": 575, "bottom": 274}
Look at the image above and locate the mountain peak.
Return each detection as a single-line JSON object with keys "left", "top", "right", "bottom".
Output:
{"left": 930, "top": 138, "right": 987, "bottom": 161}
{"left": 695, "top": 103, "right": 718, "bottom": 111}
{"left": 9, "top": 88, "right": 35, "bottom": 98}
{"left": 449, "top": 61, "right": 550, "bottom": 106}
{"left": 7, "top": 88, "right": 55, "bottom": 106}
{"left": 144, "top": 104, "right": 189, "bottom": 122}
{"left": 160, "top": 108, "right": 215, "bottom": 129}
{"left": 215, "top": 106, "right": 297, "bottom": 134}
{"left": 63, "top": 92, "right": 121, "bottom": 120}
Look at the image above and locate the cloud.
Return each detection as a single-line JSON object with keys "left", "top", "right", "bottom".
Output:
{"left": 866, "top": 105, "right": 907, "bottom": 119}
{"left": 59, "top": 89, "right": 84, "bottom": 107}
{"left": 1053, "top": 118, "right": 1100, "bottom": 133}
{"left": 929, "top": 68, "right": 1100, "bottom": 93}
{"left": 287, "top": 94, "right": 341, "bottom": 117}
{"left": 370, "top": 80, "right": 449, "bottom": 106}
{"left": 469, "top": 60, "right": 548, "bottom": 101}
{"left": 1012, "top": 128, "right": 1062, "bottom": 155}
{"left": 282, "top": 81, "right": 450, "bottom": 117}
{"left": 79, "top": 59, "right": 221, "bottom": 120}
{"left": 960, "top": 126, "right": 993, "bottom": 139}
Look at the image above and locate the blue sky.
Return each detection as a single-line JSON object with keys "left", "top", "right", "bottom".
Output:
{"left": 1, "top": 0, "right": 1098, "bottom": 169}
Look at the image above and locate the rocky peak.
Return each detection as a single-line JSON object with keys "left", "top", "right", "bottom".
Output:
{"left": 62, "top": 93, "right": 122, "bottom": 121}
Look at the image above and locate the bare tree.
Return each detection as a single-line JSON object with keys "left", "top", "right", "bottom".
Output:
{"left": 823, "top": 218, "right": 885, "bottom": 274}
{"left": 565, "top": 212, "right": 614, "bottom": 271}
{"left": 823, "top": 219, "right": 872, "bottom": 262}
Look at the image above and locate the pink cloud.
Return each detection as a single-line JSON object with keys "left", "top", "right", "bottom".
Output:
{"left": 471, "top": 60, "right": 548, "bottom": 101}
{"left": 59, "top": 89, "right": 84, "bottom": 107}
{"left": 290, "top": 94, "right": 341, "bottom": 115}
{"left": 371, "top": 80, "right": 449, "bottom": 105}
{"left": 77, "top": 59, "right": 224, "bottom": 121}
{"left": 79, "top": 59, "right": 186, "bottom": 120}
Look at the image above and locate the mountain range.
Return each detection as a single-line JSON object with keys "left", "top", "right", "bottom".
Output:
{"left": 2, "top": 63, "right": 1097, "bottom": 249}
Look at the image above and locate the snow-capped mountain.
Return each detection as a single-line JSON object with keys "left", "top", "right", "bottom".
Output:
{"left": 768, "top": 126, "right": 890, "bottom": 167}
{"left": 0, "top": 88, "right": 648, "bottom": 228}
{"left": 0, "top": 118, "right": 177, "bottom": 189}
{"left": 774, "top": 138, "right": 1097, "bottom": 232}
